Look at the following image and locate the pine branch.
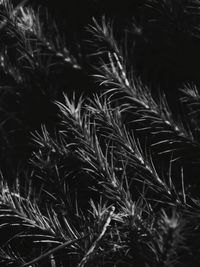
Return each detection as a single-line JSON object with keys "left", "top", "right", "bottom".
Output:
{"left": 0, "top": 177, "right": 81, "bottom": 245}
{"left": 180, "top": 84, "right": 200, "bottom": 140}
{"left": 0, "top": 176, "right": 92, "bottom": 266}
{"left": 0, "top": 0, "right": 80, "bottom": 76}
{"left": 89, "top": 18, "right": 200, "bottom": 164}
{"left": 87, "top": 96, "right": 183, "bottom": 206}
{"left": 87, "top": 16, "right": 119, "bottom": 58}
{"left": 78, "top": 206, "right": 115, "bottom": 267}
{"left": 50, "top": 95, "right": 136, "bottom": 209}
{"left": 0, "top": 1, "right": 200, "bottom": 266}
{"left": 0, "top": 247, "right": 24, "bottom": 267}
{"left": 21, "top": 235, "right": 88, "bottom": 267}
{"left": 145, "top": 0, "right": 200, "bottom": 38}
{"left": 155, "top": 210, "right": 187, "bottom": 267}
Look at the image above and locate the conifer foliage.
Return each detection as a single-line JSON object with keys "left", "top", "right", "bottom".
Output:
{"left": 1, "top": 0, "right": 200, "bottom": 266}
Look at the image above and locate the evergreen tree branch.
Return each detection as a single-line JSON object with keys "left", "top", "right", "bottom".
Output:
{"left": 180, "top": 84, "right": 200, "bottom": 140}
{"left": 89, "top": 18, "right": 200, "bottom": 163}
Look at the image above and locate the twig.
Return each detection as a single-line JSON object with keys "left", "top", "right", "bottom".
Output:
{"left": 21, "top": 234, "right": 88, "bottom": 267}
{"left": 78, "top": 206, "right": 115, "bottom": 267}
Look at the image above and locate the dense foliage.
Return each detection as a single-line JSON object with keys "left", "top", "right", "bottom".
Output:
{"left": 1, "top": 0, "right": 200, "bottom": 266}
